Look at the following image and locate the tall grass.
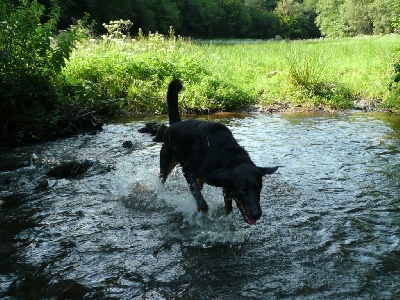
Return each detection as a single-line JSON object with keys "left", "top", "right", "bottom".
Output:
{"left": 62, "top": 33, "right": 400, "bottom": 113}
{"left": 196, "top": 36, "right": 400, "bottom": 110}
{"left": 62, "top": 31, "right": 253, "bottom": 114}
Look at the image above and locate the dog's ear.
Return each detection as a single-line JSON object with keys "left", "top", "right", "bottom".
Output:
{"left": 257, "top": 166, "right": 279, "bottom": 176}
{"left": 205, "top": 168, "right": 231, "bottom": 187}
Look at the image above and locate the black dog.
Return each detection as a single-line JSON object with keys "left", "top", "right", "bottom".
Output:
{"left": 160, "top": 79, "right": 279, "bottom": 225}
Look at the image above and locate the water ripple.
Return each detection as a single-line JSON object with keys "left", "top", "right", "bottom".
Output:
{"left": 1, "top": 112, "right": 400, "bottom": 299}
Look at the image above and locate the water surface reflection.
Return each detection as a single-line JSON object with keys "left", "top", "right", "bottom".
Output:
{"left": 0, "top": 111, "right": 399, "bottom": 299}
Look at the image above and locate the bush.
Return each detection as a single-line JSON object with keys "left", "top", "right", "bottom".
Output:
{"left": 62, "top": 26, "right": 253, "bottom": 114}
{"left": 387, "top": 51, "right": 400, "bottom": 111}
{"left": 0, "top": 0, "right": 77, "bottom": 118}
{"left": 286, "top": 48, "right": 353, "bottom": 109}
{"left": 385, "top": 4, "right": 400, "bottom": 111}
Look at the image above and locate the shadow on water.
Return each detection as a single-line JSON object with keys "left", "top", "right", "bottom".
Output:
{"left": 0, "top": 111, "right": 400, "bottom": 299}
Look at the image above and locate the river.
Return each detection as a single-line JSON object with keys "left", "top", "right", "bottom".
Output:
{"left": 1, "top": 111, "right": 399, "bottom": 299}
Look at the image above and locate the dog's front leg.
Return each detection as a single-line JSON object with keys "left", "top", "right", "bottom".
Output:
{"left": 223, "top": 189, "right": 233, "bottom": 215}
{"left": 183, "top": 172, "right": 209, "bottom": 213}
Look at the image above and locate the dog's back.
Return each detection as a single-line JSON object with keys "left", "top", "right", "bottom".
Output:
{"left": 165, "top": 119, "right": 251, "bottom": 176}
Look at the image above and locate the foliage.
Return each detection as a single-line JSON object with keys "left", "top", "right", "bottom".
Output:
{"left": 0, "top": 0, "right": 78, "bottom": 117}
{"left": 32, "top": 0, "right": 284, "bottom": 39}
{"left": 316, "top": 0, "right": 398, "bottom": 37}
{"left": 387, "top": 3, "right": 400, "bottom": 111}
{"left": 247, "top": 5, "right": 280, "bottom": 39}
{"left": 218, "top": 0, "right": 252, "bottom": 37}
{"left": 7, "top": 0, "right": 397, "bottom": 40}
{"left": 315, "top": 0, "right": 346, "bottom": 38}
{"left": 393, "top": 2, "right": 400, "bottom": 32}
{"left": 274, "top": 0, "right": 319, "bottom": 39}
{"left": 179, "top": 0, "right": 224, "bottom": 38}
{"left": 3, "top": 1, "right": 398, "bottom": 145}
{"left": 62, "top": 28, "right": 253, "bottom": 114}
{"left": 342, "top": 0, "right": 373, "bottom": 36}
{"left": 2, "top": 0, "right": 400, "bottom": 127}
{"left": 368, "top": 0, "right": 398, "bottom": 34}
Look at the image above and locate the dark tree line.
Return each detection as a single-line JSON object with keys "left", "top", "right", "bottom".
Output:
{"left": 4, "top": 0, "right": 399, "bottom": 39}
{"left": 5, "top": 0, "right": 320, "bottom": 39}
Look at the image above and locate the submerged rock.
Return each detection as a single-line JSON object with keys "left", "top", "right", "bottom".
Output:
{"left": 46, "top": 160, "right": 94, "bottom": 179}
{"left": 138, "top": 122, "right": 162, "bottom": 135}
{"left": 153, "top": 124, "right": 167, "bottom": 142}
{"left": 0, "top": 154, "right": 31, "bottom": 172}
{"left": 9, "top": 276, "right": 88, "bottom": 299}
{"left": 138, "top": 122, "right": 167, "bottom": 142}
{"left": 34, "top": 178, "right": 49, "bottom": 192}
{"left": 122, "top": 140, "right": 134, "bottom": 148}
{"left": 45, "top": 279, "right": 89, "bottom": 299}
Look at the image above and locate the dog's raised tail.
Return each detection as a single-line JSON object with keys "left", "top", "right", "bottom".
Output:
{"left": 167, "top": 79, "right": 184, "bottom": 125}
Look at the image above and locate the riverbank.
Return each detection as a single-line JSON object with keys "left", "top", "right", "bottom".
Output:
{"left": 0, "top": 101, "right": 393, "bottom": 148}
{"left": 0, "top": 108, "right": 104, "bottom": 147}
{"left": 2, "top": 35, "right": 400, "bottom": 146}
{"left": 247, "top": 96, "right": 390, "bottom": 113}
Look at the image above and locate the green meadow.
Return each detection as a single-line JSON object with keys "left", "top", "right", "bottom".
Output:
{"left": 62, "top": 34, "right": 400, "bottom": 114}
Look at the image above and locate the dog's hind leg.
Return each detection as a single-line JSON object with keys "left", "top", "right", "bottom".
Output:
{"left": 183, "top": 171, "right": 209, "bottom": 213}
{"left": 223, "top": 188, "right": 233, "bottom": 215}
{"left": 160, "top": 143, "right": 177, "bottom": 183}
{"left": 196, "top": 178, "right": 204, "bottom": 190}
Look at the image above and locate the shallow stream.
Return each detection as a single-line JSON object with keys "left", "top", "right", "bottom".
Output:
{"left": 1, "top": 111, "right": 400, "bottom": 299}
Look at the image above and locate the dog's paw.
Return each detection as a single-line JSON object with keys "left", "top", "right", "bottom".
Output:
{"left": 197, "top": 202, "right": 209, "bottom": 213}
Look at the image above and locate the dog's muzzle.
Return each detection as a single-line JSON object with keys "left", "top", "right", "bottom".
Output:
{"left": 233, "top": 197, "right": 260, "bottom": 225}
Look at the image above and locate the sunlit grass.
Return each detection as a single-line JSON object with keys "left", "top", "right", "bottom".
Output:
{"left": 196, "top": 35, "right": 400, "bottom": 109}
{"left": 62, "top": 34, "right": 400, "bottom": 113}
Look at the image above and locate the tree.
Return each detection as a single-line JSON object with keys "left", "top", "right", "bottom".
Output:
{"left": 368, "top": 0, "right": 398, "bottom": 34}
{"left": 266, "top": 0, "right": 279, "bottom": 10}
{"left": 274, "top": 0, "right": 298, "bottom": 38}
{"left": 393, "top": 1, "right": 400, "bottom": 31}
{"left": 246, "top": 0, "right": 278, "bottom": 10}
{"left": 57, "top": 0, "right": 135, "bottom": 31}
{"left": 315, "top": 0, "right": 346, "bottom": 37}
{"left": 274, "top": 0, "right": 320, "bottom": 39}
{"left": 342, "top": 0, "right": 373, "bottom": 36}
{"left": 148, "top": 0, "right": 181, "bottom": 34}
{"left": 247, "top": 4, "right": 281, "bottom": 38}
{"left": 180, "top": 0, "right": 224, "bottom": 37}
{"left": 316, "top": 0, "right": 398, "bottom": 37}
{"left": 302, "top": 0, "right": 320, "bottom": 38}
{"left": 217, "top": 0, "right": 252, "bottom": 37}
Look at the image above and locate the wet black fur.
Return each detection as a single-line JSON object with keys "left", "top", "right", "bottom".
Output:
{"left": 160, "top": 79, "right": 279, "bottom": 224}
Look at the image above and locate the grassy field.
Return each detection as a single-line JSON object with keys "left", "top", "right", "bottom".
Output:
{"left": 62, "top": 34, "right": 400, "bottom": 114}
{"left": 198, "top": 36, "right": 400, "bottom": 109}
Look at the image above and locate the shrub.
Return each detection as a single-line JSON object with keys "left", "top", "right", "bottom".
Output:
{"left": 63, "top": 27, "right": 252, "bottom": 114}
{"left": 385, "top": 4, "right": 400, "bottom": 111}
{"left": 387, "top": 53, "right": 400, "bottom": 111}
{"left": 0, "top": 0, "right": 78, "bottom": 118}
{"left": 287, "top": 47, "right": 353, "bottom": 109}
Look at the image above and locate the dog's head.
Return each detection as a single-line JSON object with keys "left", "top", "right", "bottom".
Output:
{"left": 207, "top": 164, "right": 279, "bottom": 225}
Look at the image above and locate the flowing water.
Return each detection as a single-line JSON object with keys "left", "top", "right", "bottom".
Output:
{"left": 1, "top": 111, "right": 400, "bottom": 299}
